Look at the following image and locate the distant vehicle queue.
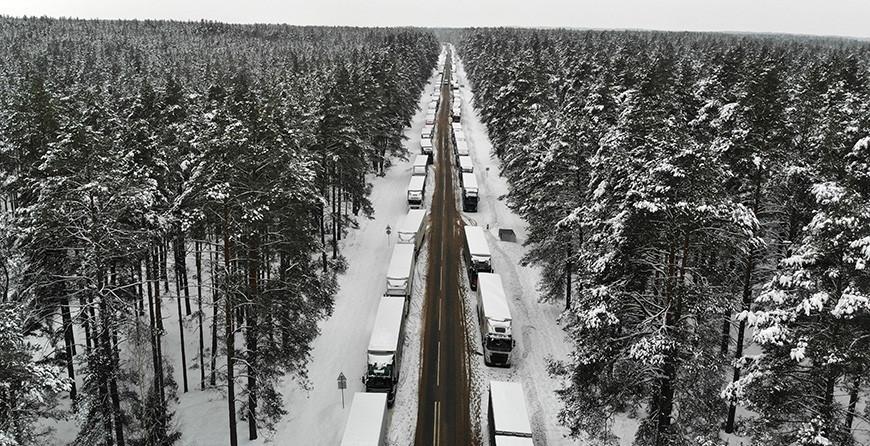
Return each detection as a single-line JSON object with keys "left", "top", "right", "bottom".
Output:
{"left": 343, "top": 45, "right": 534, "bottom": 446}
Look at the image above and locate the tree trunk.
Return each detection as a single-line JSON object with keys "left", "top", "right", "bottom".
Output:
{"left": 60, "top": 296, "right": 77, "bottom": 404}
{"left": 161, "top": 239, "right": 170, "bottom": 293}
{"left": 223, "top": 212, "right": 239, "bottom": 446}
{"left": 98, "top": 278, "right": 125, "bottom": 446}
{"left": 175, "top": 249, "right": 189, "bottom": 394}
{"left": 565, "top": 257, "right": 572, "bottom": 311}
{"left": 80, "top": 294, "right": 93, "bottom": 354}
{"left": 331, "top": 165, "right": 338, "bottom": 260}
{"left": 725, "top": 253, "right": 755, "bottom": 433}
{"left": 726, "top": 173, "right": 762, "bottom": 433}
{"left": 135, "top": 262, "right": 144, "bottom": 317}
{"left": 195, "top": 239, "right": 206, "bottom": 390}
{"left": 152, "top": 246, "right": 166, "bottom": 406}
{"left": 179, "top": 234, "right": 192, "bottom": 316}
{"left": 845, "top": 375, "right": 861, "bottom": 430}
{"left": 656, "top": 236, "right": 688, "bottom": 445}
{"left": 336, "top": 169, "right": 342, "bottom": 242}
{"left": 247, "top": 236, "right": 259, "bottom": 441}
{"left": 210, "top": 231, "right": 220, "bottom": 387}
{"left": 319, "top": 206, "right": 327, "bottom": 272}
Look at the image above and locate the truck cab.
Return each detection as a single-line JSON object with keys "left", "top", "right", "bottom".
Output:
{"left": 363, "top": 296, "right": 406, "bottom": 407}
{"left": 461, "top": 172, "right": 478, "bottom": 212}
{"left": 477, "top": 273, "right": 515, "bottom": 367}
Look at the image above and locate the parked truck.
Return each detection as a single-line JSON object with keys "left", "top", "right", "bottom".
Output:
{"left": 477, "top": 273, "right": 515, "bottom": 367}
{"left": 340, "top": 392, "right": 388, "bottom": 446}
{"left": 397, "top": 208, "right": 427, "bottom": 253}
{"left": 455, "top": 139, "right": 470, "bottom": 158}
{"left": 412, "top": 154, "right": 429, "bottom": 177}
{"left": 488, "top": 381, "right": 533, "bottom": 446}
{"left": 458, "top": 155, "right": 474, "bottom": 173}
{"left": 421, "top": 138, "right": 434, "bottom": 160}
{"left": 421, "top": 125, "right": 435, "bottom": 141}
{"left": 407, "top": 175, "right": 426, "bottom": 209}
{"left": 363, "top": 296, "right": 407, "bottom": 406}
{"left": 385, "top": 242, "right": 416, "bottom": 301}
{"left": 461, "top": 172, "right": 478, "bottom": 212}
{"left": 463, "top": 225, "right": 492, "bottom": 289}
{"left": 454, "top": 129, "right": 466, "bottom": 145}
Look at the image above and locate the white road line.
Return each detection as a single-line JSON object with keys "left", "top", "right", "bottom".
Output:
{"left": 438, "top": 298, "right": 443, "bottom": 331}
{"left": 436, "top": 340, "right": 441, "bottom": 387}
{"left": 433, "top": 401, "right": 440, "bottom": 446}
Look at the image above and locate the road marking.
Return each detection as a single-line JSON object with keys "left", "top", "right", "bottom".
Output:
{"left": 436, "top": 340, "right": 441, "bottom": 387}
{"left": 433, "top": 401, "right": 440, "bottom": 446}
{"left": 438, "top": 298, "right": 443, "bottom": 331}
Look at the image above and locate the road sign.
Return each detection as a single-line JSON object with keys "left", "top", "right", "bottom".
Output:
{"left": 338, "top": 372, "right": 347, "bottom": 408}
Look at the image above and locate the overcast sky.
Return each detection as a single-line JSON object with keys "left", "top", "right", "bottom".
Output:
{"left": 3, "top": 0, "right": 869, "bottom": 39}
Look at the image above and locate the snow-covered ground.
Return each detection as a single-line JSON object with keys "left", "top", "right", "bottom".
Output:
{"left": 450, "top": 51, "right": 597, "bottom": 446}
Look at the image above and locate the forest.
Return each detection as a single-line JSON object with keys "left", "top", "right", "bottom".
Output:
{"left": 457, "top": 29, "right": 870, "bottom": 445}
{"left": 0, "top": 17, "right": 437, "bottom": 446}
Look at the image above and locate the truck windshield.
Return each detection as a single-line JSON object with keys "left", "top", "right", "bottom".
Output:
{"left": 366, "top": 376, "right": 392, "bottom": 391}
{"left": 486, "top": 337, "right": 512, "bottom": 352}
{"left": 366, "top": 360, "right": 393, "bottom": 391}
{"left": 472, "top": 258, "right": 491, "bottom": 272}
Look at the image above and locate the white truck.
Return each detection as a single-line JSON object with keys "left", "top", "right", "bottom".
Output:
{"left": 488, "top": 381, "right": 533, "bottom": 446}
{"left": 463, "top": 225, "right": 492, "bottom": 289}
{"left": 421, "top": 138, "right": 434, "bottom": 158}
{"left": 458, "top": 155, "right": 474, "bottom": 173}
{"left": 397, "top": 208, "right": 427, "bottom": 253}
{"left": 453, "top": 129, "right": 466, "bottom": 147}
{"left": 455, "top": 139, "right": 470, "bottom": 158}
{"left": 477, "top": 273, "right": 515, "bottom": 367}
{"left": 363, "top": 296, "right": 407, "bottom": 406}
{"left": 461, "top": 172, "right": 478, "bottom": 212}
{"left": 385, "top": 242, "right": 416, "bottom": 301}
{"left": 412, "top": 154, "right": 429, "bottom": 176}
{"left": 340, "top": 392, "right": 388, "bottom": 446}
{"left": 422, "top": 125, "right": 435, "bottom": 141}
{"left": 407, "top": 175, "right": 426, "bottom": 209}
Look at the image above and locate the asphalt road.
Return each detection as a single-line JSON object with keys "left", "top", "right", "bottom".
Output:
{"left": 414, "top": 53, "right": 475, "bottom": 446}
